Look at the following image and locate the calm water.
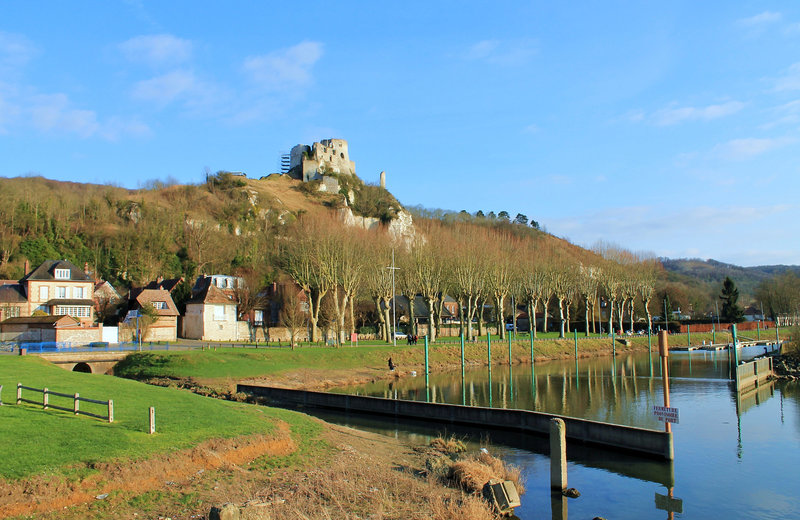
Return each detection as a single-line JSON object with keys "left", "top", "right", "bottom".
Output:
{"left": 319, "top": 345, "right": 800, "bottom": 519}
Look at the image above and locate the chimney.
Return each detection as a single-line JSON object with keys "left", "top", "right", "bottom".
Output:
{"left": 24, "top": 259, "right": 29, "bottom": 274}
{"left": 84, "top": 262, "right": 90, "bottom": 275}
{"left": 157, "top": 275, "right": 164, "bottom": 284}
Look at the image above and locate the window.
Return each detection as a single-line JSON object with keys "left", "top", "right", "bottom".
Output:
{"left": 73, "top": 286, "right": 84, "bottom": 299}
{"left": 254, "top": 310, "right": 263, "bottom": 325}
{"left": 213, "top": 304, "right": 225, "bottom": 321}
{"left": 56, "top": 287, "right": 67, "bottom": 299}
{"left": 55, "top": 269, "right": 70, "bottom": 280}
{"left": 55, "top": 306, "right": 90, "bottom": 317}
{"left": 152, "top": 301, "right": 167, "bottom": 310}
{"left": 39, "top": 286, "right": 49, "bottom": 301}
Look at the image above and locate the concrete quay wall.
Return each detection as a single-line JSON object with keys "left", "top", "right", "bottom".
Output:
{"left": 238, "top": 384, "right": 673, "bottom": 460}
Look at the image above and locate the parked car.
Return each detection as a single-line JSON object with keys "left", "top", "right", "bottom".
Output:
{"left": 505, "top": 323, "right": 515, "bottom": 331}
{"left": 393, "top": 331, "right": 408, "bottom": 340}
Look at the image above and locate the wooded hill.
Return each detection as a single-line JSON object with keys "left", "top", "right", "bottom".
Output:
{"left": 0, "top": 172, "right": 792, "bottom": 335}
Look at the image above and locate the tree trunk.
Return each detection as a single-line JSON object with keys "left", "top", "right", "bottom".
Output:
{"left": 584, "top": 297, "right": 590, "bottom": 337}
{"left": 557, "top": 297, "right": 566, "bottom": 338}
{"left": 426, "top": 296, "right": 437, "bottom": 343}
{"left": 543, "top": 296, "right": 550, "bottom": 334}
{"left": 476, "top": 297, "right": 485, "bottom": 337}
{"left": 375, "top": 297, "right": 386, "bottom": 341}
{"left": 349, "top": 295, "right": 355, "bottom": 339}
{"left": 495, "top": 294, "right": 505, "bottom": 340}
{"left": 607, "top": 298, "right": 615, "bottom": 336}
{"left": 628, "top": 299, "right": 634, "bottom": 333}
{"left": 309, "top": 289, "right": 324, "bottom": 343}
{"left": 435, "top": 296, "right": 445, "bottom": 338}
{"left": 616, "top": 300, "right": 625, "bottom": 333}
{"left": 644, "top": 297, "right": 652, "bottom": 333}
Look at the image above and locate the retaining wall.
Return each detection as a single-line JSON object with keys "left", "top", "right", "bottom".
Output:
{"left": 736, "top": 357, "right": 773, "bottom": 391}
{"left": 238, "top": 384, "right": 674, "bottom": 460}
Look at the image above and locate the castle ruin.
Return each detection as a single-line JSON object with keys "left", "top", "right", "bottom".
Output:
{"left": 288, "top": 138, "right": 356, "bottom": 182}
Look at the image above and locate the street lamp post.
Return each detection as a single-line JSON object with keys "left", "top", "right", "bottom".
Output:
{"left": 386, "top": 249, "right": 400, "bottom": 347}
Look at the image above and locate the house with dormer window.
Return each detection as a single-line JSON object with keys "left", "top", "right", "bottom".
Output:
{"left": 15, "top": 260, "right": 96, "bottom": 324}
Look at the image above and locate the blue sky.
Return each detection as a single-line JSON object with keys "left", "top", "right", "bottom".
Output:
{"left": 1, "top": 2, "right": 799, "bottom": 267}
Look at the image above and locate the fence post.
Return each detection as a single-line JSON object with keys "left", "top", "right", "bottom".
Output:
{"left": 108, "top": 400, "right": 114, "bottom": 423}
{"left": 74, "top": 393, "right": 79, "bottom": 415}
{"left": 43, "top": 387, "right": 48, "bottom": 410}
{"left": 149, "top": 406, "right": 155, "bottom": 434}
{"left": 0, "top": 385, "right": 3, "bottom": 406}
{"left": 17, "top": 383, "right": 21, "bottom": 405}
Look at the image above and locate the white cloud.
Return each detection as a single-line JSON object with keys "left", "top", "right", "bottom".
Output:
{"left": 0, "top": 31, "right": 37, "bottom": 72}
{"left": 131, "top": 69, "right": 198, "bottom": 105}
{"left": 119, "top": 34, "right": 192, "bottom": 66}
{"left": 242, "top": 41, "right": 323, "bottom": 91}
{"left": 29, "top": 93, "right": 100, "bottom": 137}
{"left": 651, "top": 101, "right": 745, "bottom": 126}
{"left": 522, "top": 123, "right": 540, "bottom": 134}
{"left": 713, "top": 137, "right": 793, "bottom": 160}
{"left": 761, "top": 99, "right": 800, "bottom": 128}
{"left": 464, "top": 39, "right": 537, "bottom": 66}
{"left": 772, "top": 62, "right": 800, "bottom": 91}
{"left": 738, "top": 11, "right": 782, "bottom": 27}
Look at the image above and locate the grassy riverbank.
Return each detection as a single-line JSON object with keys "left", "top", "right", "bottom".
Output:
{"left": 113, "top": 329, "right": 785, "bottom": 392}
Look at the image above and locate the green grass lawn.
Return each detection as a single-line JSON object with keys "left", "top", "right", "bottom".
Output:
{"left": 0, "top": 356, "right": 317, "bottom": 479}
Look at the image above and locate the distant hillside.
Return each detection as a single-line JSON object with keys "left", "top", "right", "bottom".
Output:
{"left": 660, "top": 258, "right": 800, "bottom": 303}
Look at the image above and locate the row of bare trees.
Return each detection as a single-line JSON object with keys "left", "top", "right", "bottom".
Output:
{"left": 278, "top": 212, "right": 660, "bottom": 344}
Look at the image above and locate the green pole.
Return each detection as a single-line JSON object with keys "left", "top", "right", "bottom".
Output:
{"left": 731, "top": 324, "right": 740, "bottom": 383}
{"left": 574, "top": 329, "right": 579, "bottom": 389}
{"left": 757, "top": 320, "right": 761, "bottom": 340}
{"left": 612, "top": 328, "right": 616, "bottom": 357}
{"left": 648, "top": 328, "right": 653, "bottom": 377}
{"left": 687, "top": 324, "right": 691, "bottom": 347}
{"left": 487, "top": 332, "right": 492, "bottom": 407}
{"left": 530, "top": 329, "right": 536, "bottom": 396}
{"left": 424, "top": 335, "right": 429, "bottom": 385}
{"left": 776, "top": 322, "right": 780, "bottom": 351}
{"left": 460, "top": 333, "right": 466, "bottom": 406}
{"left": 713, "top": 325, "right": 716, "bottom": 345}
{"left": 508, "top": 331, "right": 512, "bottom": 369}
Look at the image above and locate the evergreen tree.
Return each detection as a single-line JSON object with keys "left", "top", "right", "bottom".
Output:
{"left": 719, "top": 276, "right": 745, "bottom": 323}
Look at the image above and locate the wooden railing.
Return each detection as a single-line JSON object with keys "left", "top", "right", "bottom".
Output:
{"left": 16, "top": 383, "right": 113, "bottom": 423}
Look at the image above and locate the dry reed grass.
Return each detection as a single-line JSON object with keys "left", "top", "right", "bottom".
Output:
{"left": 242, "top": 442, "right": 499, "bottom": 520}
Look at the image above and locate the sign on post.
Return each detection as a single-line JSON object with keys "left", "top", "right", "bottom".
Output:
{"left": 655, "top": 492, "right": 683, "bottom": 513}
{"left": 653, "top": 405, "right": 679, "bottom": 424}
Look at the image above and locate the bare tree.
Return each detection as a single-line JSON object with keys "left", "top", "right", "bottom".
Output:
{"left": 279, "top": 285, "right": 306, "bottom": 349}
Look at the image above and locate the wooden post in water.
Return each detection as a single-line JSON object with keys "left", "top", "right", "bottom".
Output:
{"left": 658, "top": 331, "right": 671, "bottom": 434}
{"left": 550, "top": 418, "right": 567, "bottom": 491}
{"left": 460, "top": 333, "right": 465, "bottom": 405}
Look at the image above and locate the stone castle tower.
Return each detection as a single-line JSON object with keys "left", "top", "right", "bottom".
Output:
{"left": 288, "top": 138, "right": 356, "bottom": 182}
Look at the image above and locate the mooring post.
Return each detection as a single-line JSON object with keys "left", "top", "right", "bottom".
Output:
{"left": 424, "top": 335, "right": 430, "bottom": 391}
{"left": 550, "top": 418, "right": 567, "bottom": 491}
{"left": 508, "top": 331, "right": 512, "bottom": 369}
{"left": 611, "top": 328, "right": 616, "bottom": 357}
{"left": 658, "top": 331, "right": 671, "bottom": 434}
{"left": 460, "top": 333, "right": 466, "bottom": 405}
{"left": 149, "top": 406, "right": 155, "bottom": 434}
{"left": 687, "top": 325, "right": 691, "bottom": 347}
{"left": 731, "top": 324, "right": 740, "bottom": 384}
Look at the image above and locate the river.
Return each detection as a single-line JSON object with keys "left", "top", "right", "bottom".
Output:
{"left": 315, "top": 345, "right": 799, "bottom": 519}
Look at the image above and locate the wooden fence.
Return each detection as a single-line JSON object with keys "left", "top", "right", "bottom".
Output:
{"left": 16, "top": 383, "right": 113, "bottom": 422}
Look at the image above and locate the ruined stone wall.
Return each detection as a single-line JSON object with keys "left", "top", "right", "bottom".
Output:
{"left": 289, "top": 139, "right": 356, "bottom": 181}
